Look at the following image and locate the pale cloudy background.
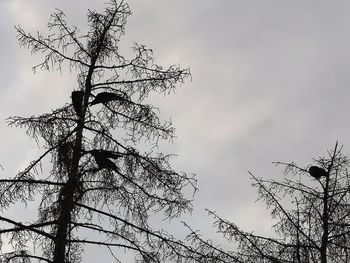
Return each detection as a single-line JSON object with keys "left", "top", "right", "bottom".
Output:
{"left": 1, "top": 0, "right": 350, "bottom": 261}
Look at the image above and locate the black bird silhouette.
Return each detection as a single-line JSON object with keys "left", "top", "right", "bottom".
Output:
{"left": 90, "top": 92, "right": 126, "bottom": 106}
{"left": 308, "top": 166, "right": 328, "bottom": 179}
{"left": 71, "top": 91, "right": 84, "bottom": 117}
{"left": 88, "top": 150, "right": 120, "bottom": 171}
{"left": 100, "top": 150, "right": 123, "bottom": 160}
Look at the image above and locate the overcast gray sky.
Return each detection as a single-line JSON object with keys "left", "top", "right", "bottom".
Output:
{"left": 2, "top": 0, "right": 350, "bottom": 261}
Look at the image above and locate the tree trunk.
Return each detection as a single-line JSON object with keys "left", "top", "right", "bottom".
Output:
{"left": 52, "top": 66, "right": 95, "bottom": 263}
{"left": 52, "top": 13, "right": 118, "bottom": 262}
{"left": 53, "top": 131, "right": 84, "bottom": 263}
{"left": 320, "top": 174, "right": 330, "bottom": 263}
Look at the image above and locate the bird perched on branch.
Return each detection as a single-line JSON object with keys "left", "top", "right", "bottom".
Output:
{"left": 308, "top": 166, "right": 328, "bottom": 179}
{"left": 90, "top": 92, "right": 126, "bottom": 106}
{"left": 100, "top": 150, "right": 123, "bottom": 160}
{"left": 71, "top": 91, "right": 84, "bottom": 117}
{"left": 88, "top": 149, "right": 122, "bottom": 172}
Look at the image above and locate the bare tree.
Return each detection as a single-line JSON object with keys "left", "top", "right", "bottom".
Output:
{"left": 0, "top": 1, "right": 198, "bottom": 262}
{"left": 186, "top": 142, "right": 350, "bottom": 263}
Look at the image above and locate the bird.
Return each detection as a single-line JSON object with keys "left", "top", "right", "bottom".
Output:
{"left": 308, "top": 166, "right": 328, "bottom": 179}
{"left": 88, "top": 150, "right": 120, "bottom": 172}
{"left": 100, "top": 150, "right": 123, "bottom": 160}
{"left": 90, "top": 92, "right": 126, "bottom": 106}
{"left": 71, "top": 91, "right": 84, "bottom": 117}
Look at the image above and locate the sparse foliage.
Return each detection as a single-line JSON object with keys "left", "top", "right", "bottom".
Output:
{"left": 186, "top": 142, "right": 350, "bottom": 263}
{"left": 0, "top": 1, "right": 199, "bottom": 262}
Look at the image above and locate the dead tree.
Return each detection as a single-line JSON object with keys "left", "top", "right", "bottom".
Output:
{"left": 185, "top": 142, "right": 350, "bottom": 263}
{"left": 0, "top": 1, "right": 198, "bottom": 262}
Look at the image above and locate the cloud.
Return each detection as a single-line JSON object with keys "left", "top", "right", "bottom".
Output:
{"left": 3, "top": 0, "right": 350, "bottom": 260}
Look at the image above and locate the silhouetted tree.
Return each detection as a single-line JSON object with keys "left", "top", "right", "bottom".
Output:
{"left": 186, "top": 142, "right": 350, "bottom": 263}
{"left": 0, "top": 1, "right": 198, "bottom": 262}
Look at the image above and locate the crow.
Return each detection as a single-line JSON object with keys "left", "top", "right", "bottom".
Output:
{"left": 100, "top": 150, "right": 123, "bottom": 159}
{"left": 88, "top": 149, "right": 120, "bottom": 172}
{"left": 308, "top": 166, "right": 328, "bottom": 179}
{"left": 71, "top": 91, "right": 84, "bottom": 117}
{"left": 90, "top": 92, "right": 126, "bottom": 106}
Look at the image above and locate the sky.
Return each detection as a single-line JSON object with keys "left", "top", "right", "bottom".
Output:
{"left": 2, "top": 0, "right": 350, "bottom": 261}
